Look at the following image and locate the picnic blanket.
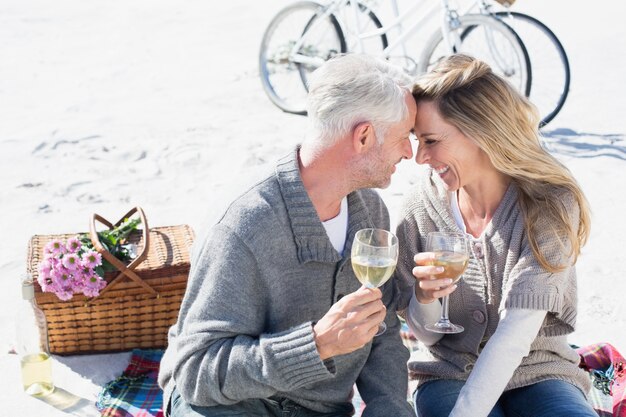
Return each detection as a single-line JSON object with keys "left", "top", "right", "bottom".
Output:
{"left": 577, "top": 342, "right": 626, "bottom": 417}
{"left": 96, "top": 349, "right": 164, "bottom": 417}
{"left": 97, "top": 337, "right": 624, "bottom": 417}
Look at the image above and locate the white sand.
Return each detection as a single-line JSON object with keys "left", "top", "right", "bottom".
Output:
{"left": 1, "top": 0, "right": 625, "bottom": 415}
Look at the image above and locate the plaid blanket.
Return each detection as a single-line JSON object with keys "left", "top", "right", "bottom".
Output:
{"left": 97, "top": 349, "right": 164, "bottom": 417}
{"left": 576, "top": 342, "right": 626, "bottom": 417}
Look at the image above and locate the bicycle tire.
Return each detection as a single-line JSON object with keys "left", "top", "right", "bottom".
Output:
{"left": 490, "top": 12, "right": 570, "bottom": 127}
{"left": 298, "top": 2, "right": 389, "bottom": 92}
{"left": 418, "top": 14, "right": 531, "bottom": 101}
{"left": 259, "top": 1, "right": 346, "bottom": 115}
{"left": 333, "top": 2, "right": 389, "bottom": 53}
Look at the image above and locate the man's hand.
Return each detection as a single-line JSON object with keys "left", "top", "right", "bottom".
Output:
{"left": 312, "top": 287, "right": 386, "bottom": 360}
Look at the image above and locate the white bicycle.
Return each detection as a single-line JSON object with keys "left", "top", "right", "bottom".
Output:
{"left": 260, "top": 0, "right": 530, "bottom": 116}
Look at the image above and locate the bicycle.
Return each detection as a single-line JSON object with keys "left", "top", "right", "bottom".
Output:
{"left": 259, "top": 0, "right": 530, "bottom": 116}
{"left": 420, "top": 0, "right": 571, "bottom": 126}
{"left": 473, "top": 0, "right": 571, "bottom": 126}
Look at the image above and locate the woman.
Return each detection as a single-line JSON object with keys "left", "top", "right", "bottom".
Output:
{"left": 395, "top": 54, "right": 596, "bottom": 416}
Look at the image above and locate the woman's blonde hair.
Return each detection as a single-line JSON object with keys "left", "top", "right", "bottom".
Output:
{"left": 413, "top": 54, "right": 590, "bottom": 272}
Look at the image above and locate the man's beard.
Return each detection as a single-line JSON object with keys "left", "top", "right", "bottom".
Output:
{"left": 350, "top": 143, "right": 391, "bottom": 190}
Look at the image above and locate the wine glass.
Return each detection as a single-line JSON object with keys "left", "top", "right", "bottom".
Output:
{"left": 424, "top": 231, "right": 470, "bottom": 334}
{"left": 351, "top": 228, "right": 398, "bottom": 335}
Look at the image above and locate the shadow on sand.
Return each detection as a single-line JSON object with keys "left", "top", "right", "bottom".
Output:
{"left": 542, "top": 128, "right": 626, "bottom": 160}
{"left": 33, "top": 351, "right": 132, "bottom": 416}
{"left": 37, "top": 386, "right": 99, "bottom": 417}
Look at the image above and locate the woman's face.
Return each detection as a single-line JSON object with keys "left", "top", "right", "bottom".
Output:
{"left": 413, "top": 100, "right": 490, "bottom": 192}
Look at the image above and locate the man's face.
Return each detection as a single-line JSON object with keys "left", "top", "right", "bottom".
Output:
{"left": 362, "top": 93, "right": 417, "bottom": 189}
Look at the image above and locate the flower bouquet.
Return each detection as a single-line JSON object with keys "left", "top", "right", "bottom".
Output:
{"left": 26, "top": 206, "right": 195, "bottom": 354}
{"left": 37, "top": 217, "right": 141, "bottom": 300}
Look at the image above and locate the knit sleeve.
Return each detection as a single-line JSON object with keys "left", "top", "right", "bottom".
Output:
{"left": 394, "top": 174, "right": 453, "bottom": 314}
{"left": 171, "top": 223, "right": 333, "bottom": 406}
{"left": 405, "top": 293, "right": 444, "bottom": 346}
{"left": 395, "top": 209, "right": 422, "bottom": 315}
{"left": 501, "top": 191, "right": 580, "bottom": 335}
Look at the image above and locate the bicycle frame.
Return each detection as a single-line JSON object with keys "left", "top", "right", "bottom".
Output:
{"left": 260, "top": 0, "right": 532, "bottom": 116}
{"left": 289, "top": 0, "right": 462, "bottom": 71}
{"left": 347, "top": 0, "right": 440, "bottom": 59}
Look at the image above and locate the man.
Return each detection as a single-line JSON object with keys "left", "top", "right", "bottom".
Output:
{"left": 158, "top": 53, "right": 417, "bottom": 416}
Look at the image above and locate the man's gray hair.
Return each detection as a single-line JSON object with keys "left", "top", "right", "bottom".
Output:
{"left": 305, "top": 54, "right": 413, "bottom": 147}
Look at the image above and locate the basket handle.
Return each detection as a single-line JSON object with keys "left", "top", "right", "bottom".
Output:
{"left": 89, "top": 206, "right": 158, "bottom": 298}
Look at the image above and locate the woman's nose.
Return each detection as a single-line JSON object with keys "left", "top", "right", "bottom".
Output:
{"left": 415, "top": 146, "right": 428, "bottom": 165}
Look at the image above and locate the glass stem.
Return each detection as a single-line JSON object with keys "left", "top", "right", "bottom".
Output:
{"left": 440, "top": 295, "right": 451, "bottom": 322}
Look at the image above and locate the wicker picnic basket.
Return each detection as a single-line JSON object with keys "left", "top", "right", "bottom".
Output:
{"left": 26, "top": 207, "right": 195, "bottom": 355}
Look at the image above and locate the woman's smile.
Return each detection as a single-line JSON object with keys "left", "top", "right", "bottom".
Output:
{"left": 433, "top": 165, "right": 450, "bottom": 176}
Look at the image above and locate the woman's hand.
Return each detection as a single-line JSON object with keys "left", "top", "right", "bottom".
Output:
{"left": 412, "top": 252, "right": 458, "bottom": 304}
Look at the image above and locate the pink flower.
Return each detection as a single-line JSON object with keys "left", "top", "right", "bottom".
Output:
{"left": 85, "top": 273, "right": 102, "bottom": 287}
{"left": 55, "top": 289, "right": 74, "bottom": 301}
{"left": 77, "top": 266, "right": 91, "bottom": 278}
{"left": 76, "top": 267, "right": 93, "bottom": 285}
{"left": 81, "top": 250, "right": 102, "bottom": 269}
{"left": 66, "top": 236, "right": 82, "bottom": 253}
{"left": 44, "top": 239, "right": 66, "bottom": 256}
{"left": 39, "top": 236, "right": 108, "bottom": 300}
{"left": 37, "top": 273, "right": 50, "bottom": 291}
{"left": 51, "top": 267, "right": 71, "bottom": 286}
{"left": 62, "top": 253, "right": 81, "bottom": 270}
{"left": 82, "top": 274, "right": 106, "bottom": 297}
{"left": 44, "top": 281, "right": 60, "bottom": 295}
{"left": 39, "top": 259, "right": 53, "bottom": 277}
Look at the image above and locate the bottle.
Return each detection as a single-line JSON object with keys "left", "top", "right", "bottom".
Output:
{"left": 16, "top": 275, "right": 54, "bottom": 396}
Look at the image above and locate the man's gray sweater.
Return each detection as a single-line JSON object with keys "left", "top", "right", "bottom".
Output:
{"left": 158, "top": 149, "right": 414, "bottom": 416}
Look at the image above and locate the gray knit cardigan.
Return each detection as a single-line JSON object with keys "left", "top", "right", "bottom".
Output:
{"left": 395, "top": 170, "right": 591, "bottom": 394}
{"left": 158, "top": 149, "right": 414, "bottom": 416}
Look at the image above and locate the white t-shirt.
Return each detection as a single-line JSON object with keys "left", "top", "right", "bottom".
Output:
{"left": 322, "top": 197, "right": 348, "bottom": 254}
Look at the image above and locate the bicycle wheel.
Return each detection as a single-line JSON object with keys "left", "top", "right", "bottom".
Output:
{"left": 259, "top": 1, "right": 346, "bottom": 115}
{"left": 418, "top": 14, "right": 531, "bottom": 99}
{"left": 491, "top": 12, "right": 570, "bottom": 127}
{"left": 297, "top": 2, "right": 389, "bottom": 93}
{"left": 331, "top": 2, "right": 389, "bottom": 54}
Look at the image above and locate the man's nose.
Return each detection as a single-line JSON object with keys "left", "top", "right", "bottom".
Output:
{"left": 403, "top": 138, "right": 413, "bottom": 160}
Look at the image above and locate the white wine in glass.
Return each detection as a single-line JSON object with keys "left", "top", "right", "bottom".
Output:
{"left": 424, "top": 231, "right": 470, "bottom": 334}
{"left": 351, "top": 228, "right": 398, "bottom": 335}
{"left": 351, "top": 256, "right": 397, "bottom": 288}
{"left": 428, "top": 251, "right": 468, "bottom": 283}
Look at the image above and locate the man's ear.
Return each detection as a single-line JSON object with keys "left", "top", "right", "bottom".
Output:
{"left": 352, "top": 122, "right": 375, "bottom": 153}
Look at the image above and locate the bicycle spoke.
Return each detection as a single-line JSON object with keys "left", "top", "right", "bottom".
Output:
{"left": 493, "top": 12, "right": 570, "bottom": 126}
{"left": 420, "top": 14, "right": 530, "bottom": 99}
{"left": 259, "top": 2, "right": 345, "bottom": 114}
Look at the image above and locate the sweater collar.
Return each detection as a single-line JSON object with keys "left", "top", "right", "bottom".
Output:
{"left": 427, "top": 170, "right": 519, "bottom": 237}
{"left": 276, "top": 147, "right": 373, "bottom": 264}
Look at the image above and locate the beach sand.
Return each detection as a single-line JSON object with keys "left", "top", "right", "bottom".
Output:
{"left": 1, "top": 0, "right": 625, "bottom": 415}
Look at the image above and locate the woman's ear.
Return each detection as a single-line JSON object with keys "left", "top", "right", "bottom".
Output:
{"left": 352, "top": 122, "right": 375, "bottom": 153}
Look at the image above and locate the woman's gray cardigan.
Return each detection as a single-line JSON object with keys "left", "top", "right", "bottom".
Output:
{"left": 395, "top": 171, "right": 590, "bottom": 394}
